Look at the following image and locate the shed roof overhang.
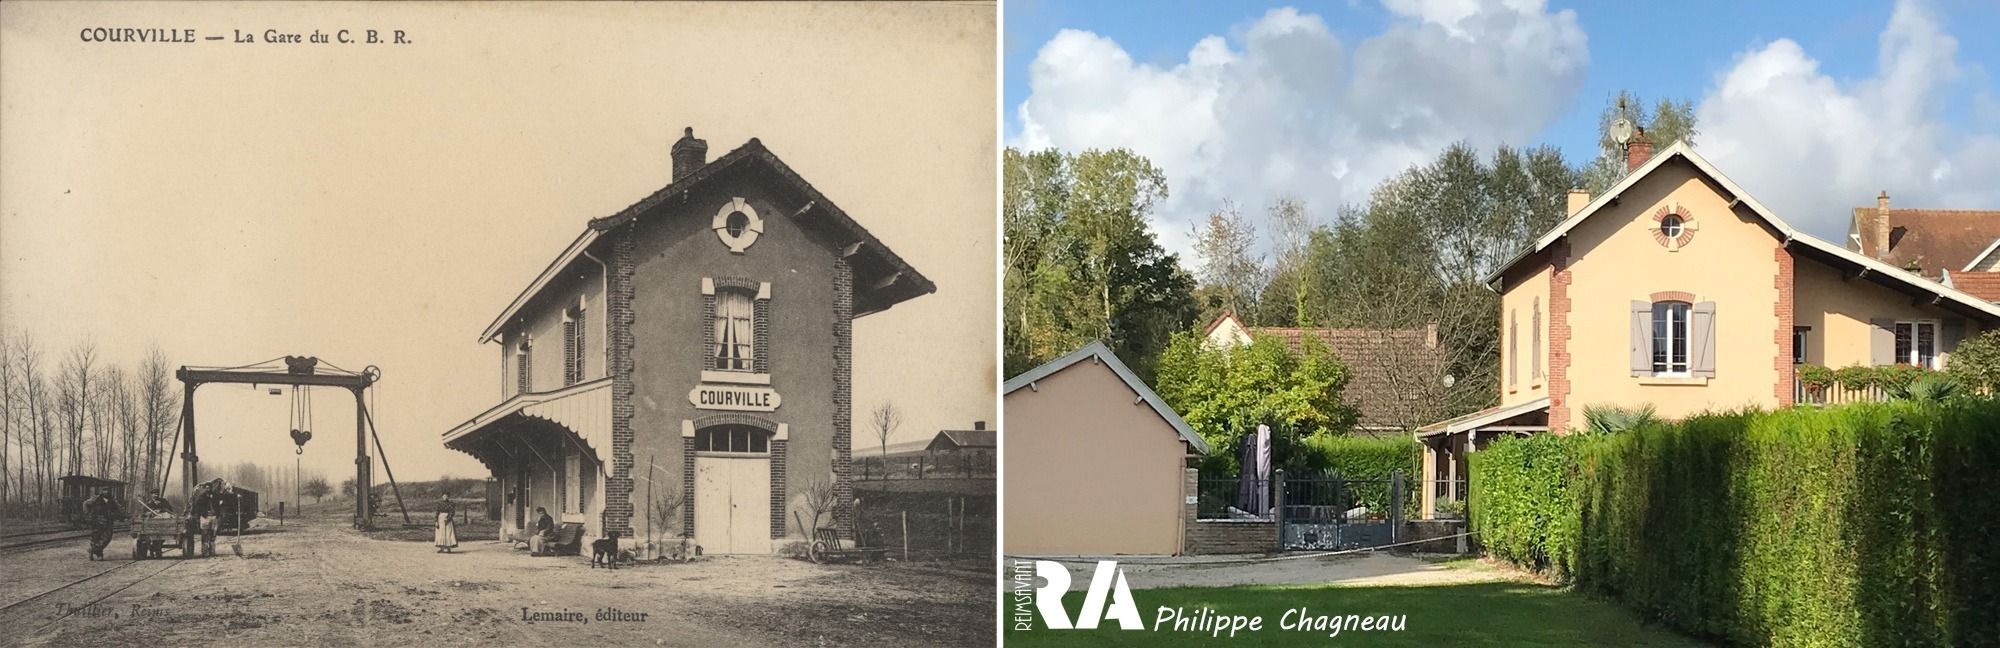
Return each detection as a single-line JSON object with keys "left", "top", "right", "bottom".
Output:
{"left": 442, "top": 377, "right": 613, "bottom": 470}
{"left": 1414, "top": 397, "right": 1549, "bottom": 439}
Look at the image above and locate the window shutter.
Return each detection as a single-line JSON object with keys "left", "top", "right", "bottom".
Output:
{"left": 1508, "top": 312, "right": 1517, "bottom": 387}
{"left": 1631, "top": 301, "right": 1652, "bottom": 376}
{"left": 1941, "top": 318, "right": 1966, "bottom": 367}
{"left": 1869, "top": 318, "right": 1896, "bottom": 366}
{"left": 1692, "top": 301, "right": 1717, "bottom": 377}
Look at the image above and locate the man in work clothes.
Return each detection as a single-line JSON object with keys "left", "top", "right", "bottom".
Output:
{"left": 83, "top": 489, "right": 119, "bottom": 560}
{"left": 191, "top": 484, "right": 224, "bottom": 557}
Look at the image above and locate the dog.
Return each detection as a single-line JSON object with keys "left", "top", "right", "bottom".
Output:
{"left": 590, "top": 530, "right": 619, "bottom": 569}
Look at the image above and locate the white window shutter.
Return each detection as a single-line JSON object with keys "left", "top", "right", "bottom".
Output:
{"left": 1869, "top": 318, "right": 1896, "bottom": 366}
{"left": 1692, "top": 301, "right": 1717, "bottom": 377}
{"left": 1631, "top": 300, "right": 1652, "bottom": 376}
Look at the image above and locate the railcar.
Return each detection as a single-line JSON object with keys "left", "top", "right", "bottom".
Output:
{"left": 57, "top": 475, "right": 126, "bottom": 527}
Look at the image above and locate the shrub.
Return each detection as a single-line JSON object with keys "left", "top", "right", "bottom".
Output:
{"left": 1294, "top": 434, "right": 1421, "bottom": 518}
{"left": 1582, "top": 403, "right": 1659, "bottom": 434}
{"left": 1833, "top": 364, "right": 1877, "bottom": 390}
{"left": 1796, "top": 363, "right": 1836, "bottom": 392}
{"left": 1470, "top": 401, "right": 2000, "bottom": 646}
{"left": 1946, "top": 329, "right": 2000, "bottom": 393}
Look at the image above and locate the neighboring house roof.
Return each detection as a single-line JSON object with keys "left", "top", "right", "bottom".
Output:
{"left": 926, "top": 428, "right": 997, "bottom": 451}
{"left": 1003, "top": 340, "right": 1211, "bottom": 456}
{"left": 1203, "top": 314, "right": 1445, "bottom": 431}
{"left": 479, "top": 136, "right": 936, "bottom": 343}
{"left": 1964, "top": 238, "right": 2000, "bottom": 272}
{"left": 1944, "top": 271, "right": 2000, "bottom": 303}
{"left": 854, "top": 438, "right": 932, "bottom": 458}
{"left": 1851, "top": 207, "right": 2000, "bottom": 276}
{"left": 1485, "top": 141, "right": 2000, "bottom": 323}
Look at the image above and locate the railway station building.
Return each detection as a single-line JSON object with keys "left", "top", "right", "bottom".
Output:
{"left": 442, "top": 128, "right": 934, "bottom": 554}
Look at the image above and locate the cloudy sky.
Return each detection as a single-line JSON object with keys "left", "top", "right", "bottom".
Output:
{"left": 2, "top": 2, "right": 995, "bottom": 485}
{"left": 1005, "top": 0, "right": 2000, "bottom": 255}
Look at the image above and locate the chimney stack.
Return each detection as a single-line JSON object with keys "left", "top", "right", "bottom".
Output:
{"left": 671, "top": 127, "right": 708, "bottom": 182}
{"left": 1566, "top": 188, "right": 1590, "bottom": 216}
{"left": 973, "top": 421, "right": 986, "bottom": 431}
{"left": 1625, "top": 127, "right": 1654, "bottom": 173}
{"left": 1425, "top": 323, "right": 1439, "bottom": 350}
{"left": 1875, "top": 190, "right": 1892, "bottom": 259}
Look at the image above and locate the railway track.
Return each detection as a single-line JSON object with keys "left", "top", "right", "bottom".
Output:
{"left": 0, "top": 525, "right": 128, "bottom": 554}
{"left": 0, "top": 555, "right": 182, "bottom": 634}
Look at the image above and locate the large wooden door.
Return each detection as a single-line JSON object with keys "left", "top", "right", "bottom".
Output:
{"left": 695, "top": 455, "right": 770, "bottom": 554}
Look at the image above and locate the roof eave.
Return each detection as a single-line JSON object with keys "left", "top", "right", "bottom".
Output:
{"left": 1003, "top": 341, "right": 1211, "bottom": 456}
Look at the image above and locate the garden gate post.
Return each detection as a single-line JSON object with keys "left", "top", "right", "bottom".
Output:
{"left": 1390, "top": 470, "right": 1403, "bottom": 543}
{"left": 1273, "top": 469, "right": 1286, "bottom": 552}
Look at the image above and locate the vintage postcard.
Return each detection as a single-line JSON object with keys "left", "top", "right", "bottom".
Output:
{"left": 0, "top": 2, "right": 997, "bottom": 646}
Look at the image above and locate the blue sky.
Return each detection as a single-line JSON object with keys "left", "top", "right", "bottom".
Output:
{"left": 1004, "top": 0, "right": 2000, "bottom": 249}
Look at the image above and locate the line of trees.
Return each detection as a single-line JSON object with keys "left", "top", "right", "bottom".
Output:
{"left": 0, "top": 327, "right": 181, "bottom": 515}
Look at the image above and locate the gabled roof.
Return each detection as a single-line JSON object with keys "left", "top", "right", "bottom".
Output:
{"left": 479, "top": 136, "right": 936, "bottom": 343}
{"left": 1485, "top": 141, "right": 2000, "bottom": 322}
{"left": 1963, "top": 238, "right": 2000, "bottom": 273}
{"left": 1003, "top": 341, "right": 1211, "bottom": 455}
{"left": 1201, "top": 312, "right": 1444, "bottom": 430}
{"left": 1945, "top": 271, "right": 2000, "bottom": 303}
{"left": 927, "top": 428, "right": 997, "bottom": 451}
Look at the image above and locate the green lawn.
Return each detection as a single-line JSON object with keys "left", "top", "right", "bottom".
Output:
{"left": 1006, "top": 581, "right": 1709, "bottom": 647}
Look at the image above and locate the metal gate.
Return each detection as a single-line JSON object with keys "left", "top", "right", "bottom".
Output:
{"left": 1278, "top": 471, "right": 1404, "bottom": 551}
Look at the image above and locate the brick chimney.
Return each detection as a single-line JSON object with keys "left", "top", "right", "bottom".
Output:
{"left": 973, "top": 421, "right": 986, "bottom": 431}
{"left": 1625, "top": 127, "right": 1654, "bottom": 173}
{"left": 1424, "top": 323, "right": 1439, "bottom": 350}
{"left": 671, "top": 127, "right": 708, "bottom": 182}
{"left": 1566, "top": 188, "right": 1590, "bottom": 216}
{"left": 1875, "top": 190, "right": 1892, "bottom": 259}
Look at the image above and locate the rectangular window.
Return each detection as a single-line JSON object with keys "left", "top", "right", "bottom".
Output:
{"left": 574, "top": 309, "right": 586, "bottom": 381}
{"left": 562, "top": 320, "right": 578, "bottom": 386}
{"left": 712, "top": 290, "right": 755, "bottom": 372}
{"left": 1896, "top": 321, "right": 1938, "bottom": 368}
{"left": 1793, "top": 327, "right": 1809, "bottom": 364}
{"left": 1651, "top": 302, "right": 1691, "bottom": 376}
{"left": 516, "top": 349, "right": 531, "bottom": 395}
{"left": 1507, "top": 311, "right": 1517, "bottom": 389}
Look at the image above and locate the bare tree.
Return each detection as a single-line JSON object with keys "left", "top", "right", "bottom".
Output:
{"left": 138, "top": 346, "right": 177, "bottom": 492}
{"left": 798, "top": 474, "right": 838, "bottom": 531}
{"left": 1189, "top": 201, "right": 1264, "bottom": 322}
{"left": 89, "top": 365, "right": 121, "bottom": 479}
{"left": 14, "top": 333, "right": 55, "bottom": 506}
{"left": 869, "top": 401, "right": 902, "bottom": 461}
{"left": 0, "top": 327, "right": 15, "bottom": 508}
{"left": 59, "top": 340, "right": 97, "bottom": 477}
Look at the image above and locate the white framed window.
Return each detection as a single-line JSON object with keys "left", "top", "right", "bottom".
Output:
{"left": 563, "top": 302, "right": 587, "bottom": 386}
{"left": 1894, "top": 321, "right": 1939, "bottom": 368}
{"left": 1531, "top": 298, "right": 1542, "bottom": 382}
{"left": 1660, "top": 214, "right": 1684, "bottom": 238}
{"left": 1507, "top": 309, "right": 1518, "bottom": 389}
{"left": 694, "top": 425, "right": 770, "bottom": 454}
{"left": 1651, "top": 301, "right": 1691, "bottom": 376}
{"left": 1793, "top": 327, "right": 1809, "bottom": 364}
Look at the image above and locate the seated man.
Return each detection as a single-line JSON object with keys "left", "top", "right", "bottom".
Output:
{"left": 528, "top": 507, "right": 555, "bottom": 555}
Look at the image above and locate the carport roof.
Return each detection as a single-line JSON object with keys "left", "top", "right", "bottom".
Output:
{"left": 1004, "top": 341, "right": 1210, "bottom": 456}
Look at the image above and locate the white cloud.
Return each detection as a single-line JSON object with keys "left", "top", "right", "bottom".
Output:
{"left": 1698, "top": 0, "right": 2000, "bottom": 241}
{"left": 1012, "top": 1, "right": 1587, "bottom": 255}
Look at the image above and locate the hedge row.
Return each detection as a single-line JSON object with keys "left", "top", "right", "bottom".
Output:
{"left": 1298, "top": 434, "right": 1421, "bottom": 517}
{"left": 1469, "top": 401, "right": 2000, "bottom": 647}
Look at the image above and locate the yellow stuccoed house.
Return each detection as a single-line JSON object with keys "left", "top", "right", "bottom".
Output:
{"left": 1416, "top": 136, "right": 2000, "bottom": 518}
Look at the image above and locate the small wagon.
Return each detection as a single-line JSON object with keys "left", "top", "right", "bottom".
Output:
{"left": 807, "top": 527, "right": 887, "bottom": 564}
{"left": 130, "top": 515, "right": 191, "bottom": 560}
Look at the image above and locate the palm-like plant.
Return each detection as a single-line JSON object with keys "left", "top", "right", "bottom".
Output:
{"left": 1583, "top": 403, "right": 1659, "bottom": 434}
{"left": 1888, "top": 374, "right": 1961, "bottom": 403}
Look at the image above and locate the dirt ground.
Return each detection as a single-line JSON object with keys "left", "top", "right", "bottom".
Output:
{"left": 0, "top": 510, "right": 994, "bottom": 647}
{"left": 1048, "top": 552, "right": 1518, "bottom": 591}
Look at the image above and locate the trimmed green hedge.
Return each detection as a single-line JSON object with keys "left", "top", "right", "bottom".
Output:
{"left": 1297, "top": 434, "right": 1421, "bottom": 518}
{"left": 1469, "top": 401, "right": 2000, "bottom": 647}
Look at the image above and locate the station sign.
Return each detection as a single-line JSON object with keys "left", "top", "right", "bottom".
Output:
{"left": 689, "top": 384, "right": 782, "bottom": 412}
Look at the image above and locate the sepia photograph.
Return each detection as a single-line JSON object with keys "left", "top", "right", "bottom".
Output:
{"left": 0, "top": 2, "right": 996, "bottom": 646}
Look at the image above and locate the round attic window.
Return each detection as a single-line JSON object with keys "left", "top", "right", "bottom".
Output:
{"left": 711, "top": 197, "right": 763, "bottom": 253}
{"left": 1651, "top": 205, "right": 1697, "bottom": 251}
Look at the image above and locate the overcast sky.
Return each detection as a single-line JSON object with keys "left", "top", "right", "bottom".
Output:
{"left": 0, "top": 2, "right": 996, "bottom": 487}
{"left": 1004, "top": 0, "right": 2000, "bottom": 256}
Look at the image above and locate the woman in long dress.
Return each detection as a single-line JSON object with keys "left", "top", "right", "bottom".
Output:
{"left": 435, "top": 493, "right": 459, "bottom": 553}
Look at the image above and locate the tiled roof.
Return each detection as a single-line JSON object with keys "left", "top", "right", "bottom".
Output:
{"left": 1854, "top": 207, "right": 2000, "bottom": 276}
{"left": 927, "top": 428, "right": 996, "bottom": 451}
{"left": 1949, "top": 271, "right": 2000, "bottom": 302}
{"left": 1248, "top": 325, "right": 1444, "bottom": 430}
